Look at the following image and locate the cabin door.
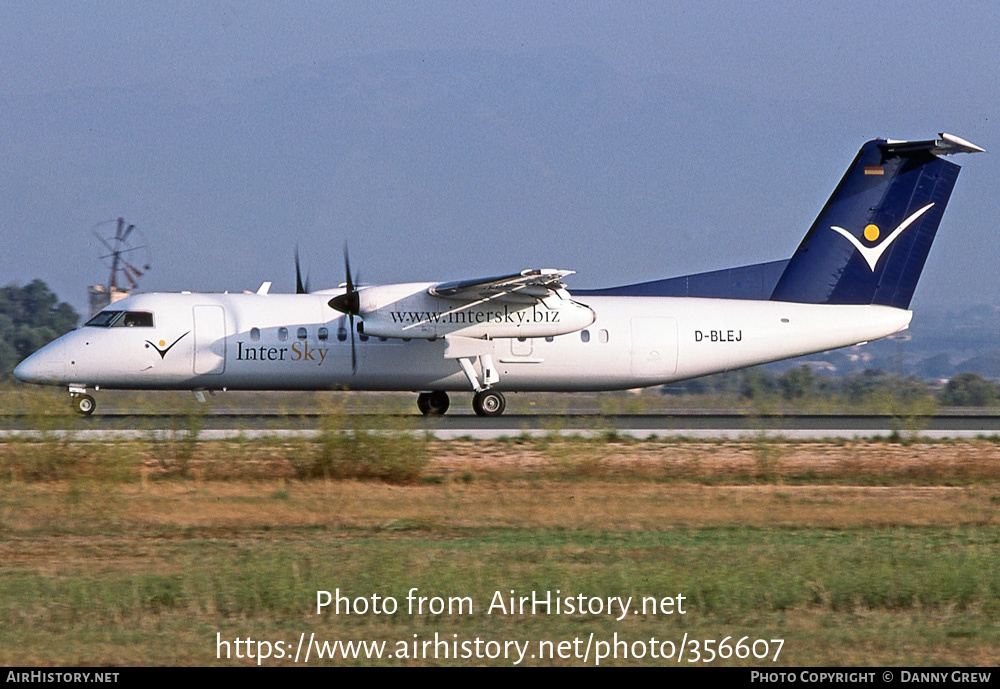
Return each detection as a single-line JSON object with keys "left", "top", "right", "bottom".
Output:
{"left": 630, "top": 317, "right": 677, "bottom": 378}
{"left": 193, "top": 305, "right": 227, "bottom": 375}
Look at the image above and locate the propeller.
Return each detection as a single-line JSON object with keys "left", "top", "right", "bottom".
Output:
{"left": 328, "top": 244, "right": 361, "bottom": 372}
{"left": 294, "top": 247, "right": 310, "bottom": 294}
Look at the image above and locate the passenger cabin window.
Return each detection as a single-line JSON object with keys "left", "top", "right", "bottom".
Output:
{"left": 580, "top": 330, "right": 590, "bottom": 343}
{"left": 278, "top": 327, "right": 289, "bottom": 342}
{"left": 84, "top": 311, "right": 154, "bottom": 328}
{"left": 318, "top": 327, "right": 329, "bottom": 341}
{"left": 599, "top": 329, "right": 609, "bottom": 343}
{"left": 297, "top": 327, "right": 308, "bottom": 340}
{"left": 250, "top": 327, "right": 261, "bottom": 342}
{"left": 337, "top": 327, "right": 347, "bottom": 342}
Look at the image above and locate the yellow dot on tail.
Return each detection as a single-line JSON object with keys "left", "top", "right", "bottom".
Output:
{"left": 864, "top": 224, "right": 880, "bottom": 242}
{"left": 159, "top": 340, "right": 166, "bottom": 347}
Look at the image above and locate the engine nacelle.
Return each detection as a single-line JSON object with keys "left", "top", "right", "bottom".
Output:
{"left": 351, "top": 283, "right": 595, "bottom": 340}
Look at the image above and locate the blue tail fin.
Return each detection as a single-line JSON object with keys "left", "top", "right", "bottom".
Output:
{"left": 770, "top": 133, "right": 982, "bottom": 308}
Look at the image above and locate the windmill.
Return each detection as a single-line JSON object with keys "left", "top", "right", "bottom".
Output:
{"left": 87, "top": 218, "right": 152, "bottom": 316}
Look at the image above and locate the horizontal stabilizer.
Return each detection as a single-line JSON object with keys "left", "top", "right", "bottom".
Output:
{"left": 882, "top": 132, "right": 986, "bottom": 157}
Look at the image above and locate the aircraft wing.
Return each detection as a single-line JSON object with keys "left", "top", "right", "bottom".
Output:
{"left": 428, "top": 269, "right": 575, "bottom": 302}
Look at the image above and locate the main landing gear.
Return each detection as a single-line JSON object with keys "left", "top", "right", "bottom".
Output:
{"left": 472, "top": 389, "right": 506, "bottom": 417}
{"left": 415, "top": 389, "right": 507, "bottom": 417}
{"left": 417, "top": 349, "right": 507, "bottom": 417}
{"left": 417, "top": 391, "right": 450, "bottom": 415}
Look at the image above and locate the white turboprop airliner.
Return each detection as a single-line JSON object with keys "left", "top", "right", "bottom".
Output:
{"left": 15, "top": 133, "right": 983, "bottom": 416}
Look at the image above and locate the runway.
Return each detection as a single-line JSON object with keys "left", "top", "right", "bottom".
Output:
{"left": 3, "top": 411, "right": 1000, "bottom": 440}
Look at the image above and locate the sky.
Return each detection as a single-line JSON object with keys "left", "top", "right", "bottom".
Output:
{"left": 1, "top": 1, "right": 997, "bottom": 318}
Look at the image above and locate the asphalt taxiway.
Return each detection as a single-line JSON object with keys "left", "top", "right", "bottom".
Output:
{"left": 3, "top": 411, "right": 1000, "bottom": 440}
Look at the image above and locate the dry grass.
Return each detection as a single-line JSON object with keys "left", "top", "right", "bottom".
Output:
{"left": 6, "top": 436, "right": 1000, "bottom": 481}
{"left": 432, "top": 437, "right": 1000, "bottom": 482}
{"left": 3, "top": 480, "right": 995, "bottom": 536}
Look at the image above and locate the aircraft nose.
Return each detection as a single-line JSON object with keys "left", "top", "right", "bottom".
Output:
{"left": 13, "top": 340, "right": 67, "bottom": 384}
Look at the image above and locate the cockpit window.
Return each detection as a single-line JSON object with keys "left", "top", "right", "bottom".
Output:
{"left": 85, "top": 311, "right": 123, "bottom": 327}
{"left": 119, "top": 312, "right": 154, "bottom": 327}
{"left": 84, "top": 310, "right": 154, "bottom": 328}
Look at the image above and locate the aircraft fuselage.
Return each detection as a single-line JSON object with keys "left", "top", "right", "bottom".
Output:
{"left": 17, "top": 290, "right": 911, "bottom": 394}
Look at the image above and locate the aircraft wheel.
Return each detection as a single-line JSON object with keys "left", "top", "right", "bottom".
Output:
{"left": 417, "top": 391, "right": 450, "bottom": 415}
{"left": 472, "top": 389, "right": 506, "bottom": 417}
{"left": 74, "top": 394, "right": 96, "bottom": 416}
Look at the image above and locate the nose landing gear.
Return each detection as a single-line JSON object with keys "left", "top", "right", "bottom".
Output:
{"left": 72, "top": 393, "right": 96, "bottom": 416}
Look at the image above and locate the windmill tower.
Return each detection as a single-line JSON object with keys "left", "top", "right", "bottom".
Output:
{"left": 88, "top": 218, "right": 152, "bottom": 316}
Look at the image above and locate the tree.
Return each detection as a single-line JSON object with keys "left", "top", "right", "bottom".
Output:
{"left": 938, "top": 372, "right": 999, "bottom": 407}
{"left": 740, "top": 368, "right": 777, "bottom": 400}
{"left": 0, "top": 280, "right": 79, "bottom": 380}
{"left": 842, "top": 369, "right": 933, "bottom": 405}
{"left": 778, "top": 365, "right": 815, "bottom": 401}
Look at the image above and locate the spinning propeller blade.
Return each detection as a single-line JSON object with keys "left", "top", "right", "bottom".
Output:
{"left": 294, "top": 247, "right": 309, "bottom": 294}
{"left": 327, "top": 244, "right": 361, "bottom": 372}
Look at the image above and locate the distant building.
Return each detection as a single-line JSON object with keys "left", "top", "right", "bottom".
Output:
{"left": 797, "top": 360, "right": 838, "bottom": 373}
{"left": 88, "top": 284, "right": 129, "bottom": 316}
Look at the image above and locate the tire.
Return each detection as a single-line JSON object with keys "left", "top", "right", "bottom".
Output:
{"left": 472, "top": 389, "right": 505, "bottom": 417}
{"left": 417, "top": 391, "right": 450, "bottom": 415}
{"left": 75, "top": 394, "right": 96, "bottom": 416}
